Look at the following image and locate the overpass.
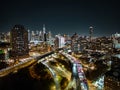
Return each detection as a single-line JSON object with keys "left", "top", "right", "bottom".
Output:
{"left": 0, "top": 57, "right": 35, "bottom": 77}
{"left": 0, "top": 48, "right": 89, "bottom": 90}
{"left": 0, "top": 48, "right": 63, "bottom": 77}
{"left": 60, "top": 51, "right": 89, "bottom": 90}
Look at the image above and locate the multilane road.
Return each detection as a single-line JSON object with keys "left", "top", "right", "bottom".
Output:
{"left": 0, "top": 49, "right": 89, "bottom": 90}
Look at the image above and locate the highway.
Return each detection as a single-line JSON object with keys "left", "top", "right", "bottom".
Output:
{"left": 0, "top": 57, "right": 36, "bottom": 77}
{"left": 39, "top": 54, "right": 71, "bottom": 90}
{"left": 60, "top": 51, "right": 89, "bottom": 90}
{"left": 0, "top": 49, "right": 57, "bottom": 77}
{"left": 41, "top": 61, "right": 60, "bottom": 90}
{"left": 0, "top": 48, "right": 89, "bottom": 90}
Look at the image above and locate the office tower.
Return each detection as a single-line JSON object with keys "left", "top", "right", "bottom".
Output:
{"left": 55, "top": 35, "right": 65, "bottom": 48}
{"left": 10, "top": 25, "right": 29, "bottom": 59}
{"left": 33, "top": 30, "right": 39, "bottom": 41}
{"left": 89, "top": 26, "right": 93, "bottom": 42}
{"left": 39, "top": 31, "right": 42, "bottom": 41}
{"left": 43, "top": 24, "right": 46, "bottom": 34}
{"left": 44, "top": 33, "right": 47, "bottom": 41}
{"left": 112, "top": 33, "right": 120, "bottom": 49}
{"left": 31, "top": 31, "right": 35, "bottom": 41}
{"left": 78, "top": 36, "right": 88, "bottom": 51}
{"left": 42, "top": 24, "right": 47, "bottom": 41}
{"left": 28, "top": 29, "right": 31, "bottom": 42}
{"left": 71, "top": 33, "right": 79, "bottom": 52}
{"left": 36, "top": 30, "right": 39, "bottom": 35}
{"left": 48, "top": 31, "right": 52, "bottom": 40}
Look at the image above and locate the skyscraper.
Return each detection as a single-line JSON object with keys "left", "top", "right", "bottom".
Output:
{"left": 10, "top": 25, "right": 29, "bottom": 59}
{"left": 39, "top": 31, "right": 42, "bottom": 41}
{"left": 28, "top": 29, "right": 31, "bottom": 42}
{"left": 89, "top": 26, "right": 93, "bottom": 42}
{"left": 71, "top": 33, "right": 79, "bottom": 52}
{"left": 48, "top": 31, "right": 52, "bottom": 40}
{"left": 31, "top": 31, "right": 35, "bottom": 41}
{"left": 55, "top": 35, "right": 65, "bottom": 48}
{"left": 42, "top": 24, "right": 47, "bottom": 41}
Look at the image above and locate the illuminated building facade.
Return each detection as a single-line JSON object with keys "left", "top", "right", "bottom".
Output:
{"left": 28, "top": 29, "right": 31, "bottom": 41}
{"left": 10, "top": 25, "right": 29, "bottom": 58}
{"left": 89, "top": 26, "right": 93, "bottom": 42}
{"left": 78, "top": 36, "right": 88, "bottom": 51}
{"left": 112, "top": 33, "right": 120, "bottom": 49}
{"left": 55, "top": 35, "right": 65, "bottom": 48}
{"left": 71, "top": 33, "right": 80, "bottom": 52}
{"left": 28, "top": 24, "right": 52, "bottom": 45}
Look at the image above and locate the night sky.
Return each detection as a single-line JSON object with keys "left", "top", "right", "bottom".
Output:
{"left": 0, "top": 0, "right": 120, "bottom": 36}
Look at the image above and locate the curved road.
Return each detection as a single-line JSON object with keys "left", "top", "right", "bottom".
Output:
{"left": 60, "top": 51, "right": 89, "bottom": 90}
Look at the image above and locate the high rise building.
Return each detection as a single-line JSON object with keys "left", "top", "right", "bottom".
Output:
{"left": 48, "top": 31, "right": 52, "bottom": 40}
{"left": 43, "top": 24, "right": 46, "bottom": 34}
{"left": 27, "top": 24, "right": 52, "bottom": 43}
{"left": 34, "top": 30, "right": 40, "bottom": 41}
{"left": 71, "top": 33, "right": 79, "bottom": 52}
{"left": 28, "top": 29, "right": 31, "bottom": 42}
{"left": 55, "top": 35, "right": 65, "bottom": 48}
{"left": 39, "top": 31, "right": 42, "bottom": 41}
{"left": 42, "top": 24, "right": 47, "bottom": 41}
{"left": 31, "top": 31, "right": 35, "bottom": 41}
{"left": 89, "top": 26, "right": 93, "bottom": 42}
{"left": 112, "top": 33, "right": 120, "bottom": 49}
{"left": 10, "top": 25, "right": 29, "bottom": 59}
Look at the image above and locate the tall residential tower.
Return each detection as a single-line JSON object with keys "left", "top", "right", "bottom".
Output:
{"left": 10, "top": 25, "right": 29, "bottom": 59}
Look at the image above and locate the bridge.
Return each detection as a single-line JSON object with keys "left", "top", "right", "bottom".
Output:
{"left": 0, "top": 48, "right": 62, "bottom": 77}
{"left": 0, "top": 48, "right": 89, "bottom": 90}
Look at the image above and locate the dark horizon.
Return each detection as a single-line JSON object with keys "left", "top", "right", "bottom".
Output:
{"left": 0, "top": 0, "right": 120, "bottom": 36}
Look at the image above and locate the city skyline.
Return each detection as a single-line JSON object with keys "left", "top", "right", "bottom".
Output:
{"left": 0, "top": 2, "right": 120, "bottom": 89}
{"left": 0, "top": 0, "right": 120, "bottom": 36}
